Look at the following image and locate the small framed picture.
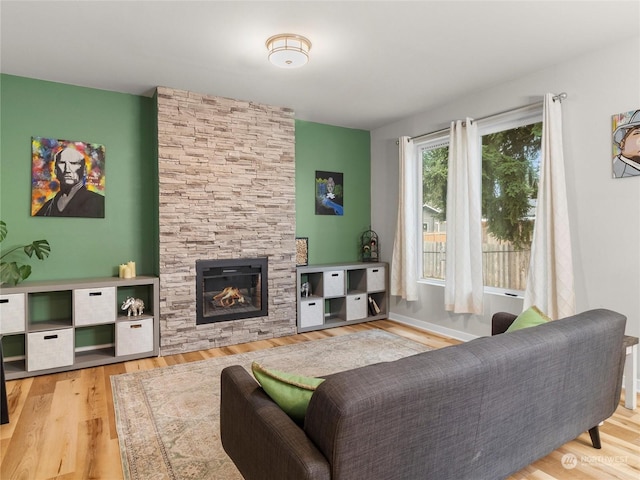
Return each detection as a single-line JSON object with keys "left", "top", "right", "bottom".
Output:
{"left": 315, "top": 170, "right": 344, "bottom": 215}
{"left": 295, "top": 237, "right": 309, "bottom": 266}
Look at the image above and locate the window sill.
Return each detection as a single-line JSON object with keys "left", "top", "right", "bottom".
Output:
{"left": 417, "top": 279, "right": 524, "bottom": 299}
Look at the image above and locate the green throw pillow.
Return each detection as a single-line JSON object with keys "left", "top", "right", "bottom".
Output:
{"left": 251, "top": 362, "right": 325, "bottom": 424}
{"left": 506, "top": 305, "right": 551, "bottom": 332}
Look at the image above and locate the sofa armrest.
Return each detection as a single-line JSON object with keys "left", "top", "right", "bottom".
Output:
{"left": 220, "top": 365, "right": 330, "bottom": 480}
{"left": 492, "top": 312, "right": 518, "bottom": 336}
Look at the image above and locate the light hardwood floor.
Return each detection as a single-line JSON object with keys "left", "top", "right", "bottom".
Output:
{"left": 1, "top": 319, "right": 638, "bottom": 479}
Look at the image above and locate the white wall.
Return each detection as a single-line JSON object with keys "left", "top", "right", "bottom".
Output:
{"left": 371, "top": 39, "right": 640, "bottom": 372}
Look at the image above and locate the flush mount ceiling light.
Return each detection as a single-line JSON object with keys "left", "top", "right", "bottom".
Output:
{"left": 266, "top": 34, "right": 312, "bottom": 68}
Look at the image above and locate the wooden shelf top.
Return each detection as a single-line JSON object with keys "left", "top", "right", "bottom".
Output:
{"left": 297, "top": 262, "right": 386, "bottom": 273}
{"left": 0, "top": 276, "right": 159, "bottom": 294}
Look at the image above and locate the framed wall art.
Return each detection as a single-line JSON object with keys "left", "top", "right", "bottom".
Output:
{"left": 296, "top": 237, "right": 309, "bottom": 266}
{"left": 31, "top": 137, "right": 106, "bottom": 217}
{"left": 315, "top": 170, "right": 344, "bottom": 215}
{"left": 612, "top": 109, "right": 640, "bottom": 178}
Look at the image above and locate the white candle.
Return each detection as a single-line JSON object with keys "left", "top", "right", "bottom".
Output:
{"left": 119, "top": 264, "right": 127, "bottom": 278}
{"left": 123, "top": 266, "right": 133, "bottom": 279}
{"left": 127, "top": 261, "right": 136, "bottom": 278}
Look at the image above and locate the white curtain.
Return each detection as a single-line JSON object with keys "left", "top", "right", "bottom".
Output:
{"left": 524, "top": 94, "right": 575, "bottom": 319}
{"left": 390, "top": 136, "right": 419, "bottom": 301}
{"left": 444, "top": 120, "right": 484, "bottom": 314}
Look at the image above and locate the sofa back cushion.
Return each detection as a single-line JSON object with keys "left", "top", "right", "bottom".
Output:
{"left": 304, "top": 309, "right": 626, "bottom": 480}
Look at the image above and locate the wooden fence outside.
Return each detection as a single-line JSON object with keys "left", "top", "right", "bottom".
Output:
{"left": 423, "top": 241, "right": 530, "bottom": 290}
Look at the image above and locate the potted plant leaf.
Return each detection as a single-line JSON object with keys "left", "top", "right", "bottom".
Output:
{"left": 0, "top": 221, "right": 51, "bottom": 286}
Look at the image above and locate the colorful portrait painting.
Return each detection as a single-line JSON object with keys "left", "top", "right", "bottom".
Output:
{"left": 31, "top": 137, "right": 106, "bottom": 217}
{"left": 315, "top": 171, "right": 344, "bottom": 215}
{"left": 612, "top": 109, "right": 640, "bottom": 178}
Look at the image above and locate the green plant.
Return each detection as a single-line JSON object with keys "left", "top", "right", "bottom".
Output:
{"left": 0, "top": 221, "right": 51, "bottom": 286}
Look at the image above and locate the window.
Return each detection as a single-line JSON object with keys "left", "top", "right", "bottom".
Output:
{"left": 420, "top": 107, "right": 542, "bottom": 292}
{"left": 421, "top": 139, "right": 449, "bottom": 282}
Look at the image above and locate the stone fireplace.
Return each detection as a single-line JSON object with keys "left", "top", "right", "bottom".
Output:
{"left": 157, "top": 86, "right": 297, "bottom": 355}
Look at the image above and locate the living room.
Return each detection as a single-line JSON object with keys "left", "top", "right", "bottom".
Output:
{"left": 1, "top": 1, "right": 639, "bottom": 479}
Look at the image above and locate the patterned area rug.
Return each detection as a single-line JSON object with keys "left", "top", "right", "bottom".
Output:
{"left": 111, "top": 329, "right": 431, "bottom": 480}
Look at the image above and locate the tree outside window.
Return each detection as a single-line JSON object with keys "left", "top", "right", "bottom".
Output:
{"left": 421, "top": 121, "right": 542, "bottom": 291}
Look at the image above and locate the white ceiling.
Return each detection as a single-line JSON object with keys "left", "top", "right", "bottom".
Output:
{"left": 2, "top": 1, "right": 639, "bottom": 130}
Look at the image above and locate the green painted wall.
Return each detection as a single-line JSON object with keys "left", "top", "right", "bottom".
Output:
{"left": 0, "top": 77, "right": 372, "bottom": 276}
{"left": 0, "top": 78, "right": 372, "bottom": 352}
{"left": 295, "top": 120, "right": 371, "bottom": 264}
{"left": 0, "top": 74, "right": 158, "bottom": 281}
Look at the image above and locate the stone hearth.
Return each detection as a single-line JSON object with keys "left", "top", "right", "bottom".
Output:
{"left": 157, "top": 86, "right": 297, "bottom": 355}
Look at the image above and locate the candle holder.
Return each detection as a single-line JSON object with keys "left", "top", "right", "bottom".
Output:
{"left": 360, "top": 228, "right": 379, "bottom": 262}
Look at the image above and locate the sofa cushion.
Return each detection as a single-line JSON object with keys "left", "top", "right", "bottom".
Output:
{"left": 251, "top": 362, "right": 325, "bottom": 424}
{"left": 506, "top": 305, "right": 550, "bottom": 332}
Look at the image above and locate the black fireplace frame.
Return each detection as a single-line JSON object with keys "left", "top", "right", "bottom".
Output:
{"left": 196, "top": 257, "right": 268, "bottom": 325}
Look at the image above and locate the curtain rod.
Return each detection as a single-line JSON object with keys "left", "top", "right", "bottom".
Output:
{"left": 405, "top": 92, "right": 568, "bottom": 143}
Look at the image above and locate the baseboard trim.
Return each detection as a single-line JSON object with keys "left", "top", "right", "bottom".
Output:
{"left": 388, "top": 312, "right": 479, "bottom": 342}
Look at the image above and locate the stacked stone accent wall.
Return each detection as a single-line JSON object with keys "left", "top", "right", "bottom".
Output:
{"left": 157, "top": 86, "right": 297, "bottom": 355}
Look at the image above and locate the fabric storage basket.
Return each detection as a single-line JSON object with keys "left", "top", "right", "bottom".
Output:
{"left": 300, "top": 299, "right": 323, "bottom": 328}
{"left": 27, "top": 328, "right": 74, "bottom": 371}
{"left": 74, "top": 287, "right": 116, "bottom": 326}
{"left": 0, "top": 293, "right": 26, "bottom": 334}
{"left": 323, "top": 271, "right": 345, "bottom": 297}
{"left": 116, "top": 317, "right": 153, "bottom": 356}
{"left": 346, "top": 294, "right": 367, "bottom": 321}
{"left": 367, "top": 266, "right": 386, "bottom": 292}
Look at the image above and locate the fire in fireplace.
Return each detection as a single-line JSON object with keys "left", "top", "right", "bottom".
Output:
{"left": 196, "top": 257, "right": 268, "bottom": 325}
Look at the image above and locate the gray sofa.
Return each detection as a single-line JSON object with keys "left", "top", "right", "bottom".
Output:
{"left": 220, "top": 309, "right": 626, "bottom": 480}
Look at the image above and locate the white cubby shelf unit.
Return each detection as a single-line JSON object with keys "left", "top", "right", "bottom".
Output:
{"left": 0, "top": 276, "right": 159, "bottom": 380}
{"left": 296, "top": 262, "right": 388, "bottom": 332}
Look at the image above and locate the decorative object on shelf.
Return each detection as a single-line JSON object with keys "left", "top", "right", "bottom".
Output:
{"left": 265, "top": 33, "right": 311, "bottom": 69}
{"left": 368, "top": 295, "right": 381, "bottom": 315}
{"left": 315, "top": 171, "right": 344, "bottom": 215}
{"left": 301, "top": 281, "right": 311, "bottom": 297}
{"left": 31, "top": 137, "right": 106, "bottom": 218}
{"left": 121, "top": 297, "right": 145, "bottom": 317}
{"left": 361, "top": 228, "right": 379, "bottom": 262}
{"left": 295, "top": 237, "right": 309, "bottom": 266}
{"left": 0, "top": 220, "right": 51, "bottom": 286}
{"left": 119, "top": 261, "right": 136, "bottom": 279}
{"left": 612, "top": 109, "right": 640, "bottom": 178}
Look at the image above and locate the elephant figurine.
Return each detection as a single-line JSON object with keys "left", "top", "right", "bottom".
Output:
{"left": 121, "top": 296, "right": 145, "bottom": 317}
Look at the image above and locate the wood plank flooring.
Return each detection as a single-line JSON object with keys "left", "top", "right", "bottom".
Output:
{"left": 1, "top": 319, "right": 638, "bottom": 479}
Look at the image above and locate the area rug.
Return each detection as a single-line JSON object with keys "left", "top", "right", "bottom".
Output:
{"left": 111, "top": 329, "right": 431, "bottom": 480}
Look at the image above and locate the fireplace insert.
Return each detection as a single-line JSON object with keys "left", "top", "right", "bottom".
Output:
{"left": 196, "top": 257, "right": 268, "bottom": 325}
